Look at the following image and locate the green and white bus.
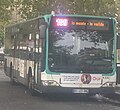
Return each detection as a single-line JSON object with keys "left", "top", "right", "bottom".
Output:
{"left": 4, "top": 14, "right": 117, "bottom": 95}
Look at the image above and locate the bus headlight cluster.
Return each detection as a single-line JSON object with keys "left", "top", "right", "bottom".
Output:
{"left": 102, "top": 82, "right": 116, "bottom": 87}
{"left": 42, "top": 80, "right": 59, "bottom": 86}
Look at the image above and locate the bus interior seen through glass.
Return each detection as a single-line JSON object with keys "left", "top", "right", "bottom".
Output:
{"left": 48, "top": 19, "right": 114, "bottom": 74}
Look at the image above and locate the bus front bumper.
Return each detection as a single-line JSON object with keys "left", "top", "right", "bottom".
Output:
{"left": 40, "top": 86, "right": 115, "bottom": 94}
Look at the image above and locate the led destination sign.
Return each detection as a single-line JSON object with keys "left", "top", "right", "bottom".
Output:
{"left": 70, "top": 19, "right": 109, "bottom": 30}
{"left": 71, "top": 21, "right": 105, "bottom": 27}
{"left": 52, "top": 17, "right": 111, "bottom": 31}
{"left": 55, "top": 18, "right": 68, "bottom": 27}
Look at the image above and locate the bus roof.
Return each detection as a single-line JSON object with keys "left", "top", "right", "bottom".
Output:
{"left": 6, "top": 14, "right": 115, "bottom": 28}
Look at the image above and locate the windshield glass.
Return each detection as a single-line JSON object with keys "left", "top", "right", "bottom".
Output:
{"left": 48, "top": 18, "right": 114, "bottom": 74}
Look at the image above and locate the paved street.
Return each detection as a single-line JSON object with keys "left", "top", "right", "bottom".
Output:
{"left": 0, "top": 68, "right": 120, "bottom": 110}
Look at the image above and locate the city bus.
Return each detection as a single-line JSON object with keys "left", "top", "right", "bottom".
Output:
{"left": 4, "top": 14, "right": 117, "bottom": 95}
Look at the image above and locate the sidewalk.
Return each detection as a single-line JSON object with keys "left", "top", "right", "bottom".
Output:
{"left": 0, "top": 64, "right": 4, "bottom": 69}
{"left": 0, "top": 67, "right": 10, "bottom": 81}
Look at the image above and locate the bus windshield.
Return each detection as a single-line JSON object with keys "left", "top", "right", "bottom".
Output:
{"left": 48, "top": 16, "right": 114, "bottom": 74}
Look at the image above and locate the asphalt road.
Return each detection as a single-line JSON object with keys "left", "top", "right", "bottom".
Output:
{"left": 0, "top": 68, "right": 120, "bottom": 110}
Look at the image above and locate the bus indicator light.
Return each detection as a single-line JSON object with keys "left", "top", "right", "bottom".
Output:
{"left": 55, "top": 18, "right": 68, "bottom": 27}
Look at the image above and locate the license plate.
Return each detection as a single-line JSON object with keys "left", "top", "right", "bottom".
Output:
{"left": 73, "top": 89, "right": 89, "bottom": 93}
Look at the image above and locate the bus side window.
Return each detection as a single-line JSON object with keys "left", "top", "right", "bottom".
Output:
{"left": 39, "top": 25, "right": 46, "bottom": 39}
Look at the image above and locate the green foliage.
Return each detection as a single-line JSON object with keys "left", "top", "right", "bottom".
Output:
{"left": 0, "top": 0, "right": 118, "bottom": 21}
{"left": 15, "top": 0, "right": 117, "bottom": 19}
{"left": 67, "top": 0, "right": 116, "bottom": 16}
{"left": 0, "top": 0, "right": 14, "bottom": 23}
{"left": 0, "top": 27, "right": 4, "bottom": 46}
{"left": 18, "top": 0, "right": 51, "bottom": 19}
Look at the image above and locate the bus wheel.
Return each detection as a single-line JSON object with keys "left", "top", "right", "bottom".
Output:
{"left": 10, "top": 64, "right": 16, "bottom": 85}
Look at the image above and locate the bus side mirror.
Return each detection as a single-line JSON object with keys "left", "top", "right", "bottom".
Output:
{"left": 39, "top": 23, "right": 47, "bottom": 39}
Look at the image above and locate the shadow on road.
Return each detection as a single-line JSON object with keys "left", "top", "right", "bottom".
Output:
{"left": 37, "top": 93, "right": 98, "bottom": 102}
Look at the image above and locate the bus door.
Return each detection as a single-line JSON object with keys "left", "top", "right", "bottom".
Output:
{"left": 117, "top": 64, "right": 120, "bottom": 84}
{"left": 117, "top": 35, "right": 120, "bottom": 84}
{"left": 34, "top": 24, "right": 46, "bottom": 87}
{"left": 28, "top": 21, "right": 41, "bottom": 86}
{"left": 34, "top": 33, "right": 42, "bottom": 85}
{"left": 13, "top": 34, "right": 20, "bottom": 79}
{"left": 35, "top": 60, "right": 41, "bottom": 85}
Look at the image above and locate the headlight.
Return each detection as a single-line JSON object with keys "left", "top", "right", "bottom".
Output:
{"left": 102, "top": 82, "right": 116, "bottom": 87}
{"left": 42, "top": 80, "right": 59, "bottom": 86}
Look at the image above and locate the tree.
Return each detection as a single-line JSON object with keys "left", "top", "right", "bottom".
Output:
{"left": 0, "top": 0, "right": 14, "bottom": 23}
{"left": 0, "top": 0, "right": 14, "bottom": 46}
{"left": 14, "top": 0, "right": 117, "bottom": 20}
